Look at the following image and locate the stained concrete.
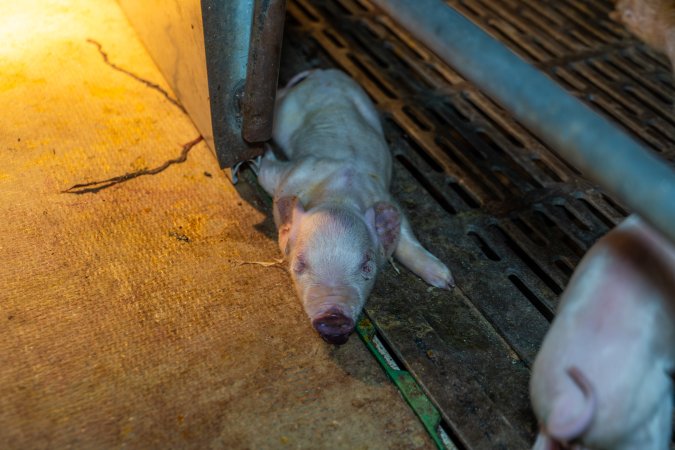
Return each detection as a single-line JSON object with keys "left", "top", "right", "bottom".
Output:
{"left": 0, "top": 1, "right": 432, "bottom": 448}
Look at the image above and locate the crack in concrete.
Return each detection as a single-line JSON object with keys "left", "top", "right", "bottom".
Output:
{"left": 63, "top": 39, "right": 207, "bottom": 195}
{"left": 63, "top": 136, "right": 203, "bottom": 194}
{"left": 86, "top": 38, "right": 187, "bottom": 114}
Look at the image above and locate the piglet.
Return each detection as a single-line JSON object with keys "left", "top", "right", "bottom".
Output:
{"left": 530, "top": 215, "right": 675, "bottom": 449}
{"left": 257, "top": 69, "right": 454, "bottom": 345}
{"left": 611, "top": 0, "right": 675, "bottom": 75}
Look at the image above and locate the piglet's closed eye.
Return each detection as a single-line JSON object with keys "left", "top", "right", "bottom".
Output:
{"left": 293, "top": 253, "right": 307, "bottom": 274}
{"left": 360, "top": 252, "right": 376, "bottom": 279}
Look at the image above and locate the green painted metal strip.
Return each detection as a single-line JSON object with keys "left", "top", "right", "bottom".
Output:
{"left": 356, "top": 315, "right": 458, "bottom": 450}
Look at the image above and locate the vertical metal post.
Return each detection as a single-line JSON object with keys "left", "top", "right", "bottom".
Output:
{"left": 202, "top": 0, "right": 258, "bottom": 167}
{"left": 242, "top": 0, "right": 287, "bottom": 144}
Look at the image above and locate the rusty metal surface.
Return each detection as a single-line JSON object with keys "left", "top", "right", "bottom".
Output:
{"left": 243, "top": 0, "right": 288, "bottom": 143}
{"left": 281, "top": 0, "right": 674, "bottom": 448}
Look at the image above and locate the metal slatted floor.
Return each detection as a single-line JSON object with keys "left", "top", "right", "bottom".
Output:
{"left": 278, "top": 1, "right": 674, "bottom": 448}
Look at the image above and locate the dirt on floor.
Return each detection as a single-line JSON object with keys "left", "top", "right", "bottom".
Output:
{"left": 0, "top": 1, "right": 432, "bottom": 448}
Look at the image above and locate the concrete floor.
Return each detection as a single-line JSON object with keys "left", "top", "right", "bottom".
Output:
{"left": 0, "top": 1, "right": 432, "bottom": 448}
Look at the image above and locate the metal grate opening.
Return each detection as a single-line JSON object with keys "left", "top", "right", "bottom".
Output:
{"left": 280, "top": 0, "right": 674, "bottom": 447}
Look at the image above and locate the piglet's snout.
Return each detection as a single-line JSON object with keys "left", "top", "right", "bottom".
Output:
{"left": 312, "top": 309, "right": 355, "bottom": 345}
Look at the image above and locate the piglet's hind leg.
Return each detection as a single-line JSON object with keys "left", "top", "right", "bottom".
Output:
{"left": 394, "top": 215, "right": 455, "bottom": 289}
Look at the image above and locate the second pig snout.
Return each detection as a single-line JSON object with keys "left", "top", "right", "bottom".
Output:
{"left": 312, "top": 308, "right": 355, "bottom": 345}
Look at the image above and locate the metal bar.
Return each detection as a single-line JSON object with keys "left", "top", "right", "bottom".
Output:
{"left": 371, "top": 0, "right": 675, "bottom": 243}
{"left": 202, "top": 0, "right": 262, "bottom": 167}
{"left": 242, "top": 0, "right": 287, "bottom": 143}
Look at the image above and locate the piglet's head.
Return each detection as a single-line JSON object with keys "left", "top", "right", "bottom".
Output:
{"left": 274, "top": 196, "right": 400, "bottom": 344}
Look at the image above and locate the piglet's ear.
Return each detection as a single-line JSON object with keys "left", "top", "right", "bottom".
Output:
{"left": 274, "top": 195, "right": 305, "bottom": 255}
{"left": 366, "top": 201, "right": 401, "bottom": 259}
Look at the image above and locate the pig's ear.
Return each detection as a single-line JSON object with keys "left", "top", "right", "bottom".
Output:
{"left": 366, "top": 202, "right": 401, "bottom": 259}
{"left": 274, "top": 195, "right": 305, "bottom": 255}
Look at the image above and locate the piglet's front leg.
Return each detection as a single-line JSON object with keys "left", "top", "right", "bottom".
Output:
{"left": 394, "top": 214, "right": 455, "bottom": 289}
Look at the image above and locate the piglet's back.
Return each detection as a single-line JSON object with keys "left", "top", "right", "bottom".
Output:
{"left": 272, "top": 69, "right": 390, "bottom": 169}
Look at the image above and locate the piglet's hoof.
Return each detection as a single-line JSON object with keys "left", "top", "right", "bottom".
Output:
{"left": 312, "top": 310, "right": 355, "bottom": 345}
